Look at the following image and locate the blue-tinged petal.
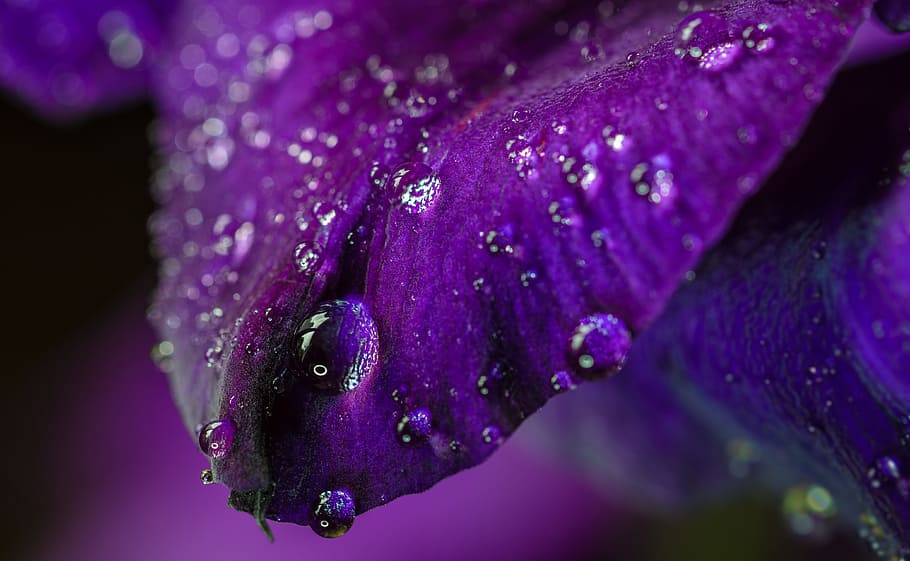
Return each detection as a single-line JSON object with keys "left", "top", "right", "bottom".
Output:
{"left": 598, "top": 52, "right": 910, "bottom": 553}
{"left": 148, "top": 0, "right": 874, "bottom": 532}
{"left": 0, "top": 0, "right": 177, "bottom": 117}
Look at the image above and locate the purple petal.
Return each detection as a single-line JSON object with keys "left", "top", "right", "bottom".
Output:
{"left": 609, "top": 54, "right": 910, "bottom": 551}
{"left": 34, "top": 294, "right": 615, "bottom": 561}
{"left": 149, "top": 0, "right": 873, "bottom": 531}
{"left": 0, "top": 0, "right": 176, "bottom": 117}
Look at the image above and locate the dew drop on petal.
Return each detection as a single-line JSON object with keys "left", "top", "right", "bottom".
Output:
{"left": 310, "top": 489, "right": 355, "bottom": 538}
{"left": 567, "top": 313, "right": 631, "bottom": 378}
{"left": 482, "top": 425, "right": 503, "bottom": 445}
{"left": 387, "top": 161, "right": 440, "bottom": 214}
{"left": 396, "top": 408, "right": 432, "bottom": 445}
{"left": 698, "top": 41, "right": 742, "bottom": 72}
{"left": 550, "top": 370, "right": 575, "bottom": 393}
{"left": 293, "top": 300, "right": 379, "bottom": 393}
{"left": 198, "top": 418, "right": 236, "bottom": 459}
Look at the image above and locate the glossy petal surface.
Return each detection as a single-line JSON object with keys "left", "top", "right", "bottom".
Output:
{"left": 148, "top": 0, "right": 873, "bottom": 528}
{"left": 0, "top": 0, "right": 176, "bottom": 117}
{"left": 609, "top": 53, "right": 910, "bottom": 552}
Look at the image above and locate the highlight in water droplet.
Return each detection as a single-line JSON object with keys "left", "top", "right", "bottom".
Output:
{"left": 198, "top": 418, "right": 236, "bottom": 459}
{"left": 310, "top": 489, "right": 356, "bottom": 538}
{"left": 568, "top": 314, "right": 631, "bottom": 379}
{"left": 294, "top": 300, "right": 379, "bottom": 393}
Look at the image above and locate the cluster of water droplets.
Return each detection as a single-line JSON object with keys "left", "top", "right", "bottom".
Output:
{"left": 673, "top": 10, "right": 777, "bottom": 74}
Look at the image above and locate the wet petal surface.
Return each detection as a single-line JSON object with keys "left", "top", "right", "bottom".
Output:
{"left": 606, "top": 52, "right": 910, "bottom": 552}
{"left": 147, "top": 0, "right": 873, "bottom": 530}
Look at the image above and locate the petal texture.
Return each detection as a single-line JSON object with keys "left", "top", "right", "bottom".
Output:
{"left": 606, "top": 53, "right": 910, "bottom": 552}
{"left": 148, "top": 0, "right": 873, "bottom": 531}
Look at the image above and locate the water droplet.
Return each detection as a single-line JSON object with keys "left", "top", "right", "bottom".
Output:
{"left": 675, "top": 11, "right": 738, "bottom": 68}
{"left": 310, "top": 489, "right": 355, "bottom": 538}
{"left": 200, "top": 469, "right": 215, "bottom": 485}
{"left": 293, "top": 241, "right": 321, "bottom": 274}
{"left": 368, "top": 161, "right": 390, "bottom": 189}
{"left": 482, "top": 425, "right": 503, "bottom": 445}
{"left": 294, "top": 300, "right": 379, "bottom": 393}
{"left": 697, "top": 41, "right": 742, "bottom": 72}
{"left": 387, "top": 162, "right": 440, "bottom": 214}
{"left": 550, "top": 370, "right": 575, "bottom": 393}
{"left": 568, "top": 314, "right": 631, "bottom": 378}
{"left": 198, "top": 418, "right": 236, "bottom": 459}
{"left": 741, "top": 22, "right": 776, "bottom": 53}
{"left": 510, "top": 108, "right": 530, "bottom": 123}
{"left": 397, "top": 408, "right": 432, "bottom": 445}
{"left": 868, "top": 455, "right": 902, "bottom": 489}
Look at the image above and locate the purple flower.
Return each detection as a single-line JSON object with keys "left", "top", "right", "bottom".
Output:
{"left": 3, "top": 0, "right": 909, "bottom": 555}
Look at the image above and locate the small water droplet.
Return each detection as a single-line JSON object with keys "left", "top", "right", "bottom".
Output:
{"left": 676, "top": 11, "right": 739, "bottom": 69}
{"left": 294, "top": 241, "right": 321, "bottom": 274}
{"left": 310, "top": 489, "right": 355, "bottom": 538}
{"left": 387, "top": 162, "right": 440, "bottom": 214}
{"left": 482, "top": 425, "right": 502, "bottom": 445}
{"left": 198, "top": 418, "right": 236, "bottom": 459}
{"left": 200, "top": 469, "right": 215, "bottom": 485}
{"left": 294, "top": 300, "right": 379, "bottom": 393}
{"left": 568, "top": 314, "right": 631, "bottom": 378}
{"left": 396, "top": 408, "right": 432, "bottom": 445}
{"left": 550, "top": 370, "right": 575, "bottom": 393}
{"left": 741, "top": 22, "right": 776, "bottom": 53}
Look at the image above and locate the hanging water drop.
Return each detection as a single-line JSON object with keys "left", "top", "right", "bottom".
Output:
{"left": 293, "top": 299, "right": 379, "bottom": 393}
{"left": 568, "top": 314, "right": 631, "bottom": 379}
{"left": 198, "top": 418, "right": 236, "bottom": 459}
{"left": 310, "top": 489, "right": 356, "bottom": 538}
{"left": 200, "top": 469, "right": 215, "bottom": 485}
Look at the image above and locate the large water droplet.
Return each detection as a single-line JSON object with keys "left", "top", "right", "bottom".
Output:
{"left": 568, "top": 314, "right": 631, "bottom": 378}
{"left": 675, "top": 11, "right": 738, "bottom": 68}
{"left": 387, "top": 162, "right": 440, "bottom": 214}
{"left": 198, "top": 418, "right": 236, "bottom": 459}
{"left": 294, "top": 300, "right": 379, "bottom": 393}
{"left": 396, "top": 408, "right": 432, "bottom": 445}
{"left": 310, "top": 489, "right": 355, "bottom": 538}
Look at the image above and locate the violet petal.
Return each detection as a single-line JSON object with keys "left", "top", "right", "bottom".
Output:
{"left": 148, "top": 0, "right": 873, "bottom": 531}
{"left": 0, "top": 0, "right": 177, "bottom": 117}
{"left": 606, "top": 54, "right": 910, "bottom": 551}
